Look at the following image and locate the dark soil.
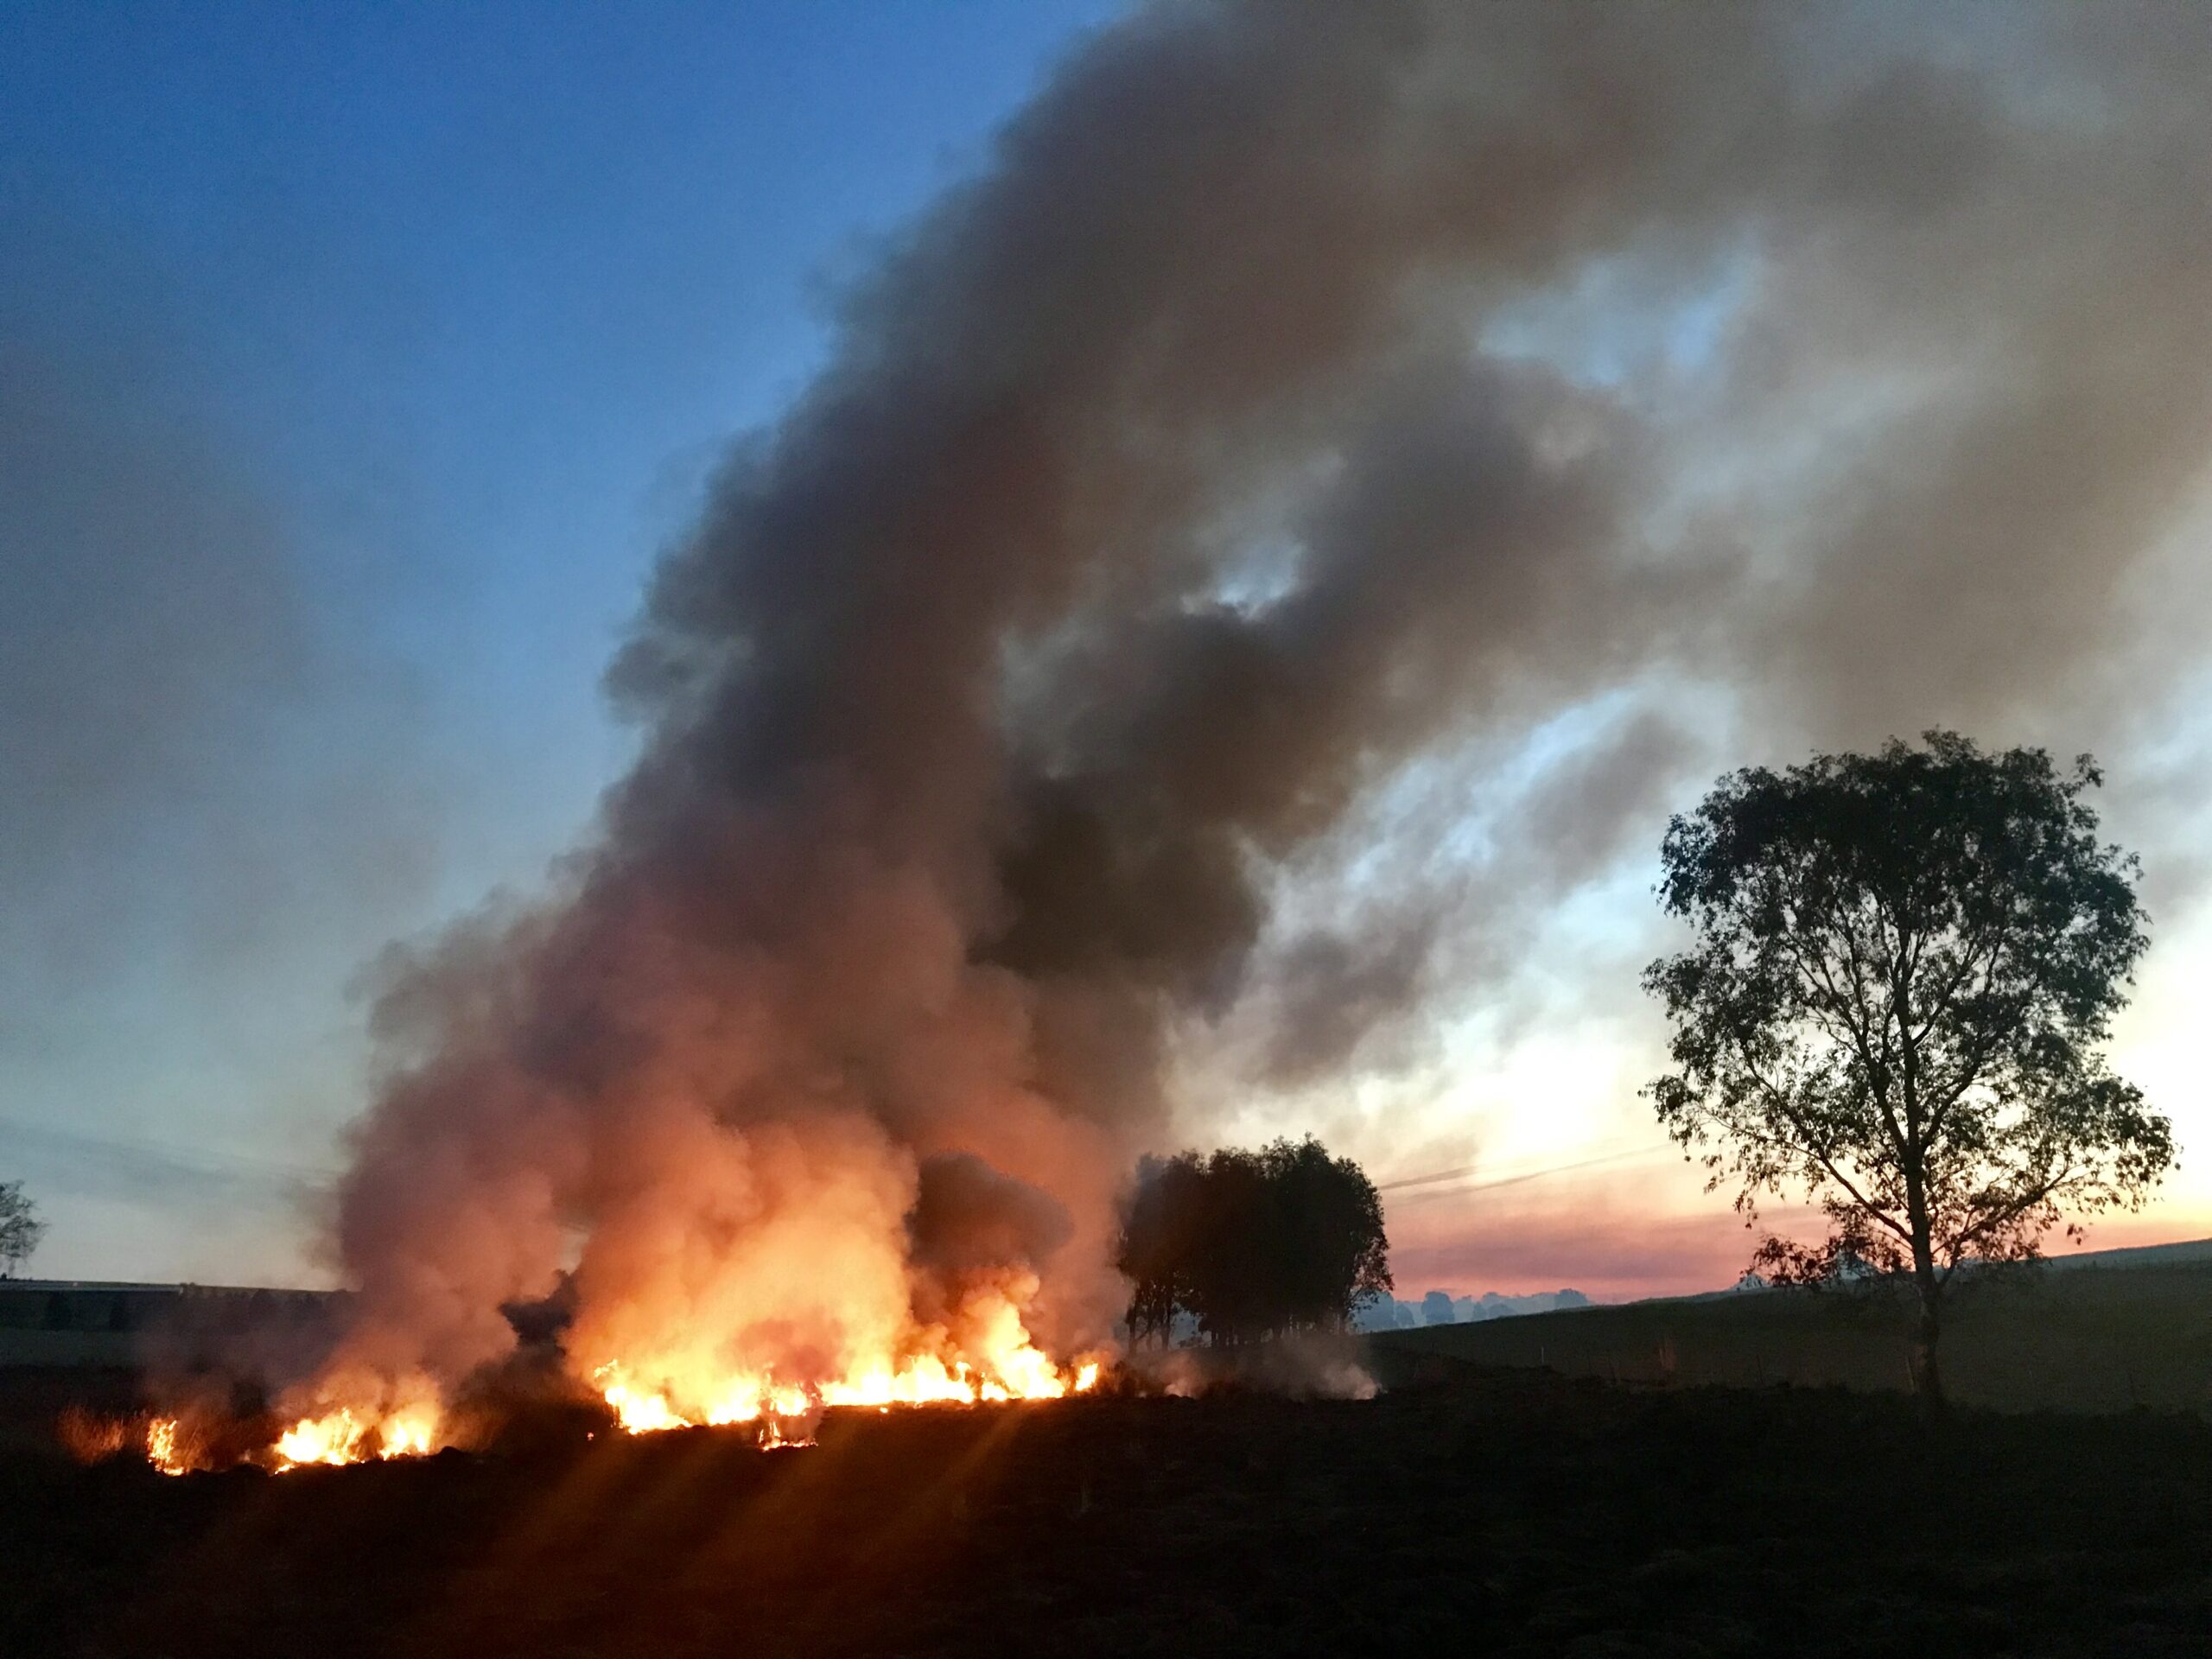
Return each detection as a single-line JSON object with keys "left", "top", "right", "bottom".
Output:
{"left": 3, "top": 1362, "right": 2209, "bottom": 1657}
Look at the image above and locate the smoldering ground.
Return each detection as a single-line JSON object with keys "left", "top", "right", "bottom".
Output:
{"left": 317, "top": 2, "right": 2212, "bottom": 1401}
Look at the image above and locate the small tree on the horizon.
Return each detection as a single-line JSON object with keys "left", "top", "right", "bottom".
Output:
{"left": 1643, "top": 732, "right": 2174, "bottom": 1412}
{"left": 0, "top": 1180, "right": 46, "bottom": 1279}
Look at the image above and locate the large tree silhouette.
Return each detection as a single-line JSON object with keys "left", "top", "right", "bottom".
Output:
{"left": 1116, "top": 1138, "right": 1389, "bottom": 1344}
{"left": 1645, "top": 732, "right": 2173, "bottom": 1409}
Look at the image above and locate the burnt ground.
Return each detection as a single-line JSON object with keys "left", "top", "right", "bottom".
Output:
{"left": 3, "top": 1359, "right": 2209, "bottom": 1658}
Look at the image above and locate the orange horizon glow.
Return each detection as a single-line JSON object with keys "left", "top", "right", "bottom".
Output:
{"left": 1385, "top": 1189, "right": 2212, "bottom": 1304}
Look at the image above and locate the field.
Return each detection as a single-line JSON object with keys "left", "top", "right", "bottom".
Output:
{"left": 1376, "top": 1252, "right": 2212, "bottom": 1415}
{"left": 3, "top": 1355, "right": 2210, "bottom": 1657}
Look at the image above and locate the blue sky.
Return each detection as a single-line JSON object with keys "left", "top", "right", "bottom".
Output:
{"left": 1, "top": 1, "right": 1118, "bottom": 1280}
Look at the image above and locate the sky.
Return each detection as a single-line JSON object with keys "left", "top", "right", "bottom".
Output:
{"left": 3, "top": 2, "right": 2209, "bottom": 1301}
{"left": 0, "top": 0, "right": 1117, "bottom": 1281}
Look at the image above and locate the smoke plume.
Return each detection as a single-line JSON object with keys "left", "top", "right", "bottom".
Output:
{"left": 326, "top": 2, "right": 2212, "bottom": 1402}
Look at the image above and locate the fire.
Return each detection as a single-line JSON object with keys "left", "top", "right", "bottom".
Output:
{"left": 582, "top": 1270, "right": 1105, "bottom": 1442}
{"left": 138, "top": 1351, "right": 1104, "bottom": 1474}
{"left": 594, "top": 1337, "right": 1101, "bottom": 1438}
{"left": 141, "top": 1274, "right": 1107, "bottom": 1477}
{"left": 140, "top": 1329, "right": 1105, "bottom": 1474}
{"left": 273, "top": 1408, "right": 371, "bottom": 1467}
{"left": 146, "top": 1417, "right": 189, "bottom": 1477}
{"left": 600, "top": 1375, "right": 691, "bottom": 1434}
{"left": 270, "top": 1403, "right": 441, "bottom": 1471}
{"left": 139, "top": 1343, "right": 1102, "bottom": 1474}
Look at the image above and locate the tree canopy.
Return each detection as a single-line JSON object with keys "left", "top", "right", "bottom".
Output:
{"left": 0, "top": 1180, "right": 44, "bottom": 1279}
{"left": 1643, "top": 732, "right": 2173, "bottom": 1405}
{"left": 1116, "top": 1137, "right": 1390, "bottom": 1345}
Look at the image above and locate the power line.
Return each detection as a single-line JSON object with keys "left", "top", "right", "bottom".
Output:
{"left": 1376, "top": 1142, "right": 1669, "bottom": 1202}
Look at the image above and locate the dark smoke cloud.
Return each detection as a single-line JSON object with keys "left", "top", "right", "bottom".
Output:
{"left": 907, "top": 1153, "right": 1073, "bottom": 1285}
{"left": 328, "top": 2, "right": 2212, "bottom": 1392}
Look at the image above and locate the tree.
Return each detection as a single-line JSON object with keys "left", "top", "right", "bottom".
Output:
{"left": 1115, "top": 1137, "right": 1390, "bottom": 1344}
{"left": 1116, "top": 1152, "right": 1206, "bottom": 1344}
{"left": 1643, "top": 732, "right": 2173, "bottom": 1412}
{"left": 0, "top": 1180, "right": 46, "bottom": 1279}
{"left": 1257, "top": 1136, "right": 1392, "bottom": 1333}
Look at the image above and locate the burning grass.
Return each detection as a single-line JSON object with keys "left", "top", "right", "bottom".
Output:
{"left": 68, "top": 1342, "right": 1109, "bottom": 1478}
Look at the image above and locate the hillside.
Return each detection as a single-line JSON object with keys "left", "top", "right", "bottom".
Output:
{"left": 1374, "top": 1245, "right": 2212, "bottom": 1414}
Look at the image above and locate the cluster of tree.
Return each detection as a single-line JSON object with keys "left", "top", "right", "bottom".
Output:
{"left": 1646, "top": 731, "right": 2174, "bottom": 1412}
{"left": 1116, "top": 1137, "right": 1390, "bottom": 1344}
{"left": 0, "top": 1180, "right": 44, "bottom": 1279}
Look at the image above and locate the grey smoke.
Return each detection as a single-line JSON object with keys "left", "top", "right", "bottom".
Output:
{"left": 907, "top": 1152, "right": 1074, "bottom": 1281}
{"left": 329, "top": 2, "right": 2212, "bottom": 1388}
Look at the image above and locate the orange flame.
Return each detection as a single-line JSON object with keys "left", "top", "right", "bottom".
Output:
{"left": 759, "top": 1415, "right": 813, "bottom": 1450}
{"left": 588, "top": 1281, "right": 1103, "bottom": 1438}
{"left": 578, "top": 1265, "right": 1105, "bottom": 1445}
{"left": 144, "top": 1270, "right": 1106, "bottom": 1476}
{"left": 270, "top": 1400, "right": 441, "bottom": 1471}
{"left": 146, "top": 1416, "right": 190, "bottom": 1476}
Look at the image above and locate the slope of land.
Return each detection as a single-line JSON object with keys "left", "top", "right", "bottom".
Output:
{"left": 1375, "top": 1250, "right": 2212, "bottom": 1414}
{"left": 5, "top": 1366, "right": 2210, "bottom": 1657}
